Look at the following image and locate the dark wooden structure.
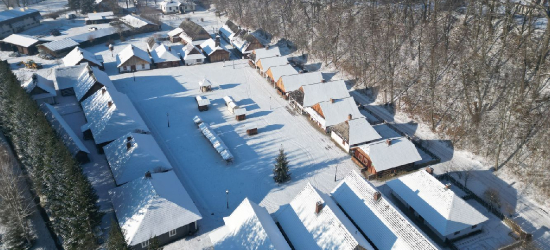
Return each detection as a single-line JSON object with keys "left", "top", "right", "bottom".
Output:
{"left": 351, "top": 146, "right": 414, "bottom": 178}
{"left": 179, "top": 20, "right": 211, "bottom": 43}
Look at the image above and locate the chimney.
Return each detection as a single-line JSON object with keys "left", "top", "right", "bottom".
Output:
{"left": 127, "top": 136, "right": 133, "bottom": 142}
{"left": 107, "top": 101, "right": 113, "bottom": 108}
{"left": 102, "top": 87, "right": 107, "bottom": 95}
{"left": 386, "top": 139, "right": 392, "bottom": 146}
{"left": 347, "top": 114, "right": 352, "bottom": 121}
{"left": 144, "top": 171, "right": 151, "bottom": 178}
{"left": 425, "top": 167, "right": 434, "bottom": 175}
{"left": 126, "top": 141, "right": 132, "bottom": 151}
{"left": 445, "top": 184, "right": 451, "bottom": 190}
{"left": 215, "top": 35, "right": 220, "bottom": 47}
{"left": 330, "top": 98, "right": 334, "bottom": 103}
{"left": 315, "top": 201, "right": 324, "bottom": 214}
{"left": 373, "top": 191, "right": 381, "bottom": 202}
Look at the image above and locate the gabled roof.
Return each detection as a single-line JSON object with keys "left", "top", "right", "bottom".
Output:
{"left": 75, "top": 65, "right": 116, "bottom": 101}
{"left": 40, "top": 38, "right": 79, "bottom": 52}
{"left": 110, "top": 171, "right": 202, "bottom": 246}
{"left": 116, "top": 45, "right": 151, "bottom": 67}
{"left": 356, "top": 137, "right": 421, "bottom": 172}
{"left": 167, "top": 27, "right": 183, "bottom": 37}
{"left": 182, "top": 43, "right": 205, "bottom": 60}
{"left": 63, "top": 46, "right": 102, "bottom": 67}
{"left": 200, "top": 38, "right": 226, "bottom": 56}
{"left": 268, "top": 65, "right": 297, "bottom": 83}
{"left": 219, "top": 25, "right": 235, "bottom": 41}
{"left": 253, "top": 47, "right": 281, "bottom": 63}
{"left": 387, "top": 170, "right": 488, "bottom": 237}
{"left": 81, "top": 88, "right": 149, "bottom": 144}
{"left": 279, "top": 72, "right": 323, "bottom": 93}
{"left": 151, "top": 44, "right": 180, "bottom": 63}
{"left": 332, "top": 118, "right": 381, "bottom": 146}
{"left": 120, "top": 14, "right": 154, "bottom": 29}
{"left": 225, "top": 20, "right": 239, "bottom": 33}
{"left": 179, "top": 20, "right": 210, "bottom": 41}
{"left": 301, "top": 80, "right": 349, "bottom": 107}
{"left": 22, "top": 73, "right": 56, "bottom": 100}
{"left": 159, "top": 0, "right": 181, "bottom": 7}
{"left": 104, "top": 132, "right": 173, "bottom": 185}
{"left": 41, "top": 103, "right": 90, "bottom": 157}
{"left": 2, "top": 34, "right": 39, "bottom": 47}
{"left": 275, "top": 183, "right": 373, "bottom": 250}
{"left": 0, "top": 8, "right": 40, "bottom": 22}
{"left": 209, "top": 198, "right": 291, "bottom": 250}
{"left": 86, "top": 11, "right": 115, "bottom": 21}
{"left": 258, "top": 56, "right": 288, "bottom": 73}
{"left": 331, "top": 171, "right": 438, "bottom": 250}
{"left": 316, "top": 97, "right": 363, "bottom": 127}
{"left": 54, "top": 64, "right": 87, "bottom": 90}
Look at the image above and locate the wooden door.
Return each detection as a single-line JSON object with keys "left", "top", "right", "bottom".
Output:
{"left": 131, "top": 65, "right": 136, "bottom": 71}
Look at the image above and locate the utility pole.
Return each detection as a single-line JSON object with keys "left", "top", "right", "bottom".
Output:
{"left": 167, "top": 113, "right": 170, "bottom": 127}
{"left": 226, "top": 190, "right": 229, "bottom": 209}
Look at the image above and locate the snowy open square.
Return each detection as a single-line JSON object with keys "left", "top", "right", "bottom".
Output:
{"left": 109, "top": 60, "right": 362, "bottom": 247}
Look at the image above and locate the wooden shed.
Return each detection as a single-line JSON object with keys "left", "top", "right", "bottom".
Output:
{"left": 195, "top": 96, "right": 210, "bottom": 111}
{"left": 1, "top": 34, "right": 40, "bottom": 55}
{"left": 37, "top": 38, "right": 79, "bottom": 58}
{"left": 245, "top": 122, "right": 258, "bottom": 135}
{"left": 199, "top": 78, "right": 212, "bottom": 92}
{"left": 223, "top": 96, "right": 246, "bottom": 121}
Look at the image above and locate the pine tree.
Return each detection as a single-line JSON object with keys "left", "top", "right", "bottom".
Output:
{"left": 80, "top": 0, "right": 95, "bottom": 14}
{"left": 68, "top": 0, "right": 81, "bottom": 12}
{"left": 273, "top": 146, "right": 291, "bottom": 183}
{"left": 107, "top": 219, "right": 129, "bottom": 250}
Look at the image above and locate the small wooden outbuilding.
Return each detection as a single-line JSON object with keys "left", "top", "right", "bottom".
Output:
{"left": 1, "top": 34, "right": 40, "bottom": 55}
{"left": 195, "top": 96, "right": 210, "bottom": 111}
{"left": 223, "top": 96, "right": 246, "bottom": 121}
{"left": 199, "top": 78, "right": 212, "bottom": 92}
{"left": 245, "top": 122, "right": 257, "bottom": 135}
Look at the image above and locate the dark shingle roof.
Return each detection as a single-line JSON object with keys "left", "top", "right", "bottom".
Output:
{"left": 179, "top": 20, "right": 210, "bottom": 40}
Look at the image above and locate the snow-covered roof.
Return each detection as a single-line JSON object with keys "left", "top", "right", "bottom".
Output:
{"left": 41, "top": 103, "right": 90, "bottom": 157}
{"left": 40, "top": 38, "right": 79, "bottom": 52}
{"left": 63, "top": 46, "right": 103, "bottom": 67}
{"left": 0, "top": 8, "right": 40, "bottom": 22}
{"left": 195, "top": 96, "right": 210, "bottom": 106}
{"left": 275, "top": 183, "right": 373, "bottom": 250}
{"left": 316, "top": 97, "right": 364, "bottom": 127}
{"left": 182, "top": 43, "right": 203, "bottom": 59}
{"left": 209, "top": 198, "right": 291, "bottom": 250}
{"left": 2, "top": 34, "right": 39, "bottom": 47}
{"left": 332, "top": 118, "right": 381, "bottom": 146}
{"left": 110, "top": 171, "right": 202, "bottom": 246}
{"left": 120, "top": 14, "right": 154, "bottom": 29}
{"left": 22, "top": 73, "right": 56, "bottom": 100}
{"left": 71, "top": 27, "right": 118, "bottom": 43}
{"left": 167, "top": 27, "right": 183, "bottom": 37}
{"left": 200, "top": 38, "right": 226, "bottom": 56}
{"left": 279, "top": 72, "right": 323, "bottom": 93}
{"left": 331, "top": 171, "right": 438, "bottom": 250}
{"left": 301, "top": 80, "right": 349, "bottom": 107}
{"left": 258, "top": 56, "right": 288, "bottom": 73}
{"left": 253, "top": 47, "right": 281, "bottom": 63}
{"left": 387, "top": 170, "right": 488, "bottom": 237}
{"left": 104, "top": 132, "right": 173, "bottom": 185}
{"left": 268, "top": 65, "right": 298, "bottom": 83}
{"left": 116, "top": 45, "right": 151, "bottom": 67}
{"left": 86, "top": 11, "right": 115, "bottom": 21}
{"left": 81, "top": 88, "right": 149, "bottom": 144}
{"left": 199, "top": 78, "right": 212, "bottom": 87}
{"left": 151, "top": 44, "right": 180, "bottom": 63}
{"left": 356, "top": 137, "right": 421, "bottom": 172}
{"left": 219, "top": 25, "right": 235, "bottom": 41}
{"left": 197, "top": 121, "right": 234, "bottom": 161}
{"left": 54, "top": 64, "right": 87, "bottom": 90}
{"left": 160, "top": 0, "right": 181, "bottom": 7}
{"left": 75, "top": 65, "right": 115, "bottom": 101}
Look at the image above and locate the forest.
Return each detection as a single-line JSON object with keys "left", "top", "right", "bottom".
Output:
{"left": 212, "top": 0, "right": 550, "bottom": 200}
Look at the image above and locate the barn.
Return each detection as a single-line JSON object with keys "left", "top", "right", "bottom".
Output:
{"left": 37, "top": 38, "right": 79, "bottom": 58}
{"left": 41, "top": 103, "right": 90, "bottom": 164}
{"left": 110, "top": 171, "right": 202, "bottom": 250}
{"left": 104, "top": 132, "right": 173, "bottom": 186}
{"left": 200, "top": 38, "right": 230, "bottom": 63}
{"left": 63, "top": 46, "right": 104, "bottom": 69}
{"left": 1, "top": 34, "right": 40, "bottom": 55}
{"left": 178, "top": 20, "right": 211, "bottom": 45}
{"left": 182, "top": 43, "right": 205, "bottom": 65}
{"left": 80, "top": 88, "right": 149, "bottom": 152}
{"left": 22, "top": 73, "right": 57, "bottom": 105}
{"left": 116, "top": 45, "right": 152, "bottom": 73}
{"left": 151, "top": 44, "right": 180, "bottom": 68}
{"left": 387, "top": 170, "right": 488, "bottom": 241}
{"left": 0, "top": 8, "right": 41, "bottom": 39}
{"left": 74, "top": 65, "right": 116, "bottom": 102}
{"left": 330, "top": 118, "right": 381, "bottom": 152}
{"left": 352, "top": 137, "right": 421, "bottom": 178}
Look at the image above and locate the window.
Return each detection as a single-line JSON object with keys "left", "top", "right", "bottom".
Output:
{"left": 472, "top": 225, "right": 477, "bottom": 229}
{"left": 169, "top": 229, "right": 177, "bottom": 237}
{"left": 123, "top": 66, "right": 127, "bottom": 71}
{"left": 197, "top": 59, "right": 202, "bottom": 62}
{"left": 142, "top": 64, "right": 146, "bottom": 69}
{"left": 169, "top": 7, "right": 172, "bottom": 10}
{"left": 141, "top": 240, "right": 149, "bottom": 248}
{"left": 454, "top": 231, "right": 460, "bottom": 235}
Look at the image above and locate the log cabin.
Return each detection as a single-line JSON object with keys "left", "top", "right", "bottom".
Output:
{"left": 276, "top": 72, "right": 323, "bottom": 96}
{"left": 199, "top": 37, "right": 230, "bottom": 63}
{"left": 63, "top": 46, "right": 104, "bottom": 69}
{"left": 151, "top": 44, "right": 180, "bottom": 68}
{"left": 116, "top": 45, "right": 152, "bottom": 73}
{"left": 265, "top": 64, "right": 297, "bottom": 84}
{"left": 305, "top": 97, "right": 363, "bottom": 131}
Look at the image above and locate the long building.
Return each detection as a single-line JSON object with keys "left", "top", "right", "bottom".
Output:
{"left": 0, "top": 8, "right": 41, "bottom": 38}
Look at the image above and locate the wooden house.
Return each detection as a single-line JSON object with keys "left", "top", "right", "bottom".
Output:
{"left": 159, "top": 0, "right": 183, "bottom": 14}
{"left": 199, "top": 37, "right": 230, "bottom": 63}
{"left": 151, "top": 44, "right": 180, "bottom": 68}
{"left": 330, "top": 118, "right": 381, "bottom": 152}
{"left": 74, "top": 65, "right": 116, "bottom": 102}
{"left": 251, "top": 47, "right": 281, "bottom": 65}
{"left": 120, "top": 14, "right": 160, "bottom": 33}
{"left": 276, "top": 72, "right": 323, "bottom": 95}
{"left": 63, "top": 46, "right": 104, "bottom": 69}
{"left": 195, "top": 96, "right": 209, "bottom": 111}
{"left": 265, "top": 64, "right": 297, "bottom": 84}
{"left": 1, "top": 34, "right": 40, "bottom": 55}
{"left": 41, "top": 103, "right": 90, "bottom": 164}
{"left": 178, "top": 20, "right": 211, "bottom": 45}
{"left": 256, "top": 56, "right": 288, "bottom": 76}
{"left": 37, "top": 38, "right": 79, "bottom": 58}
{"left": 116, "top": 45, "right": 152, "bottom": 73}
{"left": 219, "top": 20, "right": 239, "bottom": 42}
{"left": 306, "top": 97, "right": 363, "bottom": 130}
{"left": 168, "top": 27, "right": 183, "bottom": 43}
{"left": 54, "top": 64, "right": 87, "bottom": 96}
{"left": 231, "top": 31, "right": 264, "bottom": 57}
{"left": 223, "top": 96, "right": 246, "bottom": 121}
{"left": 182, "top": 43, "right": 205, "bottom": 65}
{"left": 288, "top": 79, "right": 348, "bottom": 112}
{"left": 22, "top": 73, "right": 57, "bottom": 105}
{"left": 0, "top": 8, "right": 41, "bottom": 39}
{"left": 352, "top": 137, "right": 421, "bottom": 178}
{"left": 85, "top": 12, "right": 116, "bottom": 24}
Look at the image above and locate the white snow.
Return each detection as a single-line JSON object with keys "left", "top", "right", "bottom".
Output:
{"left": 356, "top": 137, "right": 421, "bottom": 172}
{"left": 75, "top": 66, "right": 115, "bottom": 101}
{"left": 42, "top": 103, "right": 90, "bottom": 155}
{"left": 258, "top": 56, "right": 289, "bottom": 73}
{"left": 62, "top": 47, "right": 103, "bottom": 67}
{"left": 301, "top": 79, "right": 349, "bottom": 107}
{"left": 267, "top": 65, "right": 298, "bottom": 83}
{"left": 40, "top": 38, "right": 79, "bottom": 52}
{"left": 2, "top": 33, "right": 39, "bottom": 47}
{"left": 278, "top": 72, "right": 323, "bottom": 93}
{"left": 120, "top": 15, "right": 154, "bottom": 29}
{"left": 116, "top": 45, "right": 152, "bottom": 67}
{"left": 253, "top": 47, "right": 281, "bottom": 63}
{"left": 151, "top": 44, "right": 180, "bottom": 63}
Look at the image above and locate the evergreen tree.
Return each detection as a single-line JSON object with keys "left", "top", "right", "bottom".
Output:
{"left": 68, "top": 0, "right": 81, "bottom": 12}
{"left": 273, "top": 146, "right": 291, "bottom": 183}
{"left": 107, "top": 219, "right": 129, "bottom": 250}
{"left": 147, "top": 235, "right": 162, "bottom": 250}
{"left": 80, "top": 0, "right": 94, "bottom": 14}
